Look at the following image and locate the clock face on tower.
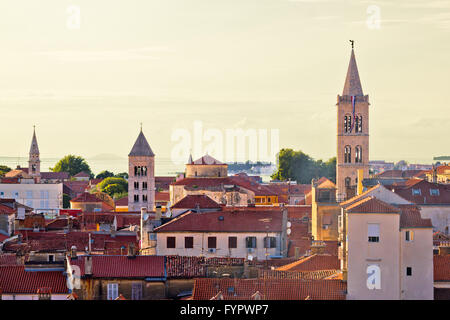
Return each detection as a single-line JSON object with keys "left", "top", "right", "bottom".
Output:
{"left": 366, "top": 265, "right": 381, "bottom": 290}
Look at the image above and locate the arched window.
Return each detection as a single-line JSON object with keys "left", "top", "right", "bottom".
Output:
{"left": 357, "top": 115, "right": 363, "bottom": 133}
{"left": 355, "top": 145, "right": 363, "bottom": 163}
{"left": 344, "top": 115, "right": 352, "bottom": 133}
{"left": 345, "top": 177, "right": 351, "bottom": 187}
{"left": 344, "top": 145, "right": 351, "bottom": 163}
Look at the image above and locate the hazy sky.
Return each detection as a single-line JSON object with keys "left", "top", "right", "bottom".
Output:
{"left": 1, "top": 0, "right": 449, "bottom": 167}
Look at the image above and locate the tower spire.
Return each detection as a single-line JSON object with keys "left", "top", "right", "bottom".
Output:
{"left": 342, "top": 45, "right": 363, "bottom": 96}
{"left": 29, "top": 125, "right": 40, "bottom": 155}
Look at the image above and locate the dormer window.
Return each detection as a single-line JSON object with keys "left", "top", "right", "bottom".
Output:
{"left": 430, "top": 189, "right": 440, "bottom": 196}
{"left": 412, "top": 189, "right": 421, "bottom": 196}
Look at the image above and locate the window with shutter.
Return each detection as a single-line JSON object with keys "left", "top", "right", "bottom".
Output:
{"left": 131, "top": 283, "right": 142, "bottom": 300}
{"left": 107, "top": 283, "right": 118, "bottom": 300}
{"left": 167, "top": 237, "right": 176, "bottom": 248}
{"left": 228, "top": 237, "right": 237, "bottom": 249}
{"left": 368, "top": 224, "right": 380, "bottom": 242}
{"left": 208, "top": 237, "right": 217, "bottom": 249}
{"left": 185, "top": 237, "right": 194, "bottom": 249}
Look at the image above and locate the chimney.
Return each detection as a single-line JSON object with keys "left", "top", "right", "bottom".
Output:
{"left": 127, "top": 242, "right": 136, "bottom": 258}
{"left": 70, "top": 246, "right": 77, "bottom": 259}
{"left": 155, "top": 205, "right": 162, "bottom": 220}
{"left": 84, "top": 255, "right": 92, "bottom": 276}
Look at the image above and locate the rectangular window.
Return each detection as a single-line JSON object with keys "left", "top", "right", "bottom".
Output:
{"left": 131, "top": 283, "right": 143, "bottom": 300}
{"left": 26, "top": 190, "right": 33, "bottom": 199}
{"left": 430, "top": 189, "right": 440, "bottom": 196}
{"left": 246, "top": 236, "right": 257, "bottom": 248}
{"left": 411, "top": 189, "right": 421, "bottom": 196}
{"left": 185, "top": 236, "right": 194, "bottom": 249}
{"left": 406, "top": 267, "right": 412, "bottom": 276}
{"left": 134, "top": 182, "right": 139, "bottom": 190}
{"left": 405, "top": 230, "right": 414, "bottom": 242}
{"left": 228, "top": 236, "right": 237, "bottom": 249}
{"left": 264, "top": 237, "right": 277, "bottom": 248}
{"left": 134, "top": 194, "right": 139, "bottom": 203}
{"left": 208, "top": 237, "right": 217, "bottom": 249}
{"left": 107, "top": 283, "right": 119, "bottom": 300}
{"left": 166, "top": 237, "right": 176, "bottom": 248}
{"left": 368, "top": 224, "right": 380, "bottom": 243}
{"left": 142, "top": 195, "right": 147, "bottom": 202}
{"left": 142, "top": 182, "right": 147, "bottom": 190}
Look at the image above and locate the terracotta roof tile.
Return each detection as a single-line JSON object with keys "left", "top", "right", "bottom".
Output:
{"left": 434, "top": 255, "right": 450, "bottom": 281}
{"left": 70, "top": 255, "right": 165, "bottom": 278}
{"left": 171, "top": 195, "right": 221, "bottom": 209}
{"left": 0, "top": 266, "right": 67, "bottom": 294}
{"left": 398, "top": 205, "right": 433, "bottom": 228}
{"left": 192, "top": 278, "right": 346, "bottom": 300}
{"left": 154, "top": 210, "right": 283, "bottom": 233}
{"left": 276, "top": 254, "right": 340, "bottom": 272}
{"left": 345, "top": 196, "right": 401, "bottom": 214}
{"left": 70, "top": 192, "right": 103, "bottom": 203}
{"left": 391, "top": 179, "right": 450, "bottom": 205}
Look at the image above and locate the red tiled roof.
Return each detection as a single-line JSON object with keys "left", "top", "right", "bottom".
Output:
{"left": 192, "top": 278, "right": 346, "bottom": 300}
{"left": 434, "top": 255, "right": 450, "bottom": 281}
{"left": 276, "top": 254, "right": 340, "bottom": 272}
{"left": 79, "top": 213, "right": 140, "bottom": 229}
{"left": 391, "top": 179, "right": 450, "bottom": 205}
{"left": 190, "top": 155, "right": 224, "bottom": 165}
{"left": 89, "top": 178, "right": 104, "bottom": 186}
{"left": 70, "top": 255, "right": 165, "bottom": 278}
{"left": 398, "top": 205, "right": 433, "bottom": 228}
{"left": 345, "top": 196, "right": 401, "bottom": 214}
{"left": 154, "top": 210, "right": 283, "bottom": 233}
{"left": 171, "top": 176, "right": 277, "bottom": 196}
{"left": 41, "top": 172, "right": 70, "bottom": 180}
{"left": 0, "top": 203, "right": 15, "bottom": 215}
{"left": 74, "top": 171, "right": 90, "bottom": 178}
{"left": 0, "top": 266, "right": 68, "bottom": 294}
{"left": 155, "top": 192, "right": 170, "bottom": 202}
{"left": 259, "top": 269, "right": 338, "bottom": 280}
{"left": 171, "top": 195, "right": 221, "bottom": 209}
{"left": 10, "top": 231, "right": 138, "bottom": 255}
{"left": 115, "top": 197, "right": 128, "bottom": 206}
{"left": 375, "top": 170, "right": 423, "bottom": 179}
{"left": 64, "top": 181, "right": 90, "bottom": 194}
{"left": 70, "top": 192, "right": 102, "bottom": 203}
{"left": 0, "top": 254, "right": 21, "bottom": 266}
{"left": 156, "top": 176, "right": 176, "bottom": 191}
{"left": 165, "top": 256, "right": 245, "bottom": 279}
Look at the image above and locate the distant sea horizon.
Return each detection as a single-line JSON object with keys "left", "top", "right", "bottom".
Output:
{"left": 0, "top": 156, "right": 276, "bottom": 181}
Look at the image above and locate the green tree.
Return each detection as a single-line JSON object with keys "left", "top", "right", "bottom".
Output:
{"left": 51, "top": 155, "right": 92, "bottom": 177}
{"left": 0, "top": 165, "right": 12, "bottom": 177}
{"left": 271, "top": 149, "right": 336, "bottom": 184}
{"left": 115, "top": 172, "right": 129, "bottom": 179}
{"left": 63, "top": 193, "right": 71, "bottom": 209}
{"left": 96, "top": 170, "right": 115, "bottom": 179}
{"left": 97, "top": 177, "right": 128, "bottom": 196}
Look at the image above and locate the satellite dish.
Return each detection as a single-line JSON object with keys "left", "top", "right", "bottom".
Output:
{"left": 248, "top": 255, "right": 253, "bottom": 261}
{"left": 287, "top": 221, "right": 291, "bottom": 228}
{"left": 287, "top": 228, "right": 291, "bottom": 235}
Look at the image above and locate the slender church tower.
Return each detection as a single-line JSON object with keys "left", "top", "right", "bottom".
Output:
{"left": 336, "top": 44, "right": 370, "bottom": 201}
{"left": 128, "top": 127, "right": 155, "bottom": 212}
{"left": 28, "top": 126, "right": 41, "bottom": 183}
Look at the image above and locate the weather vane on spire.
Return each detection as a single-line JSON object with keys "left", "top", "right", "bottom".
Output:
{"left": 350, "top": 40, "right": 354, "bottom": 49}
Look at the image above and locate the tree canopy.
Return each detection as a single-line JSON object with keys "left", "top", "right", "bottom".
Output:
{"left": 95, "top": 170, "right": 115, "bottom": 179}
{"left": 97, "top": 177, "right": 128, "bottom": 198}
{"left": 271, "top": 148, "right": 336, "bottom": 184}
{"left": 51, "top": 155, "right": 93, "bottom": 177}
{"left": 0, "top": 165, "right": 11, "bottom": 177}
